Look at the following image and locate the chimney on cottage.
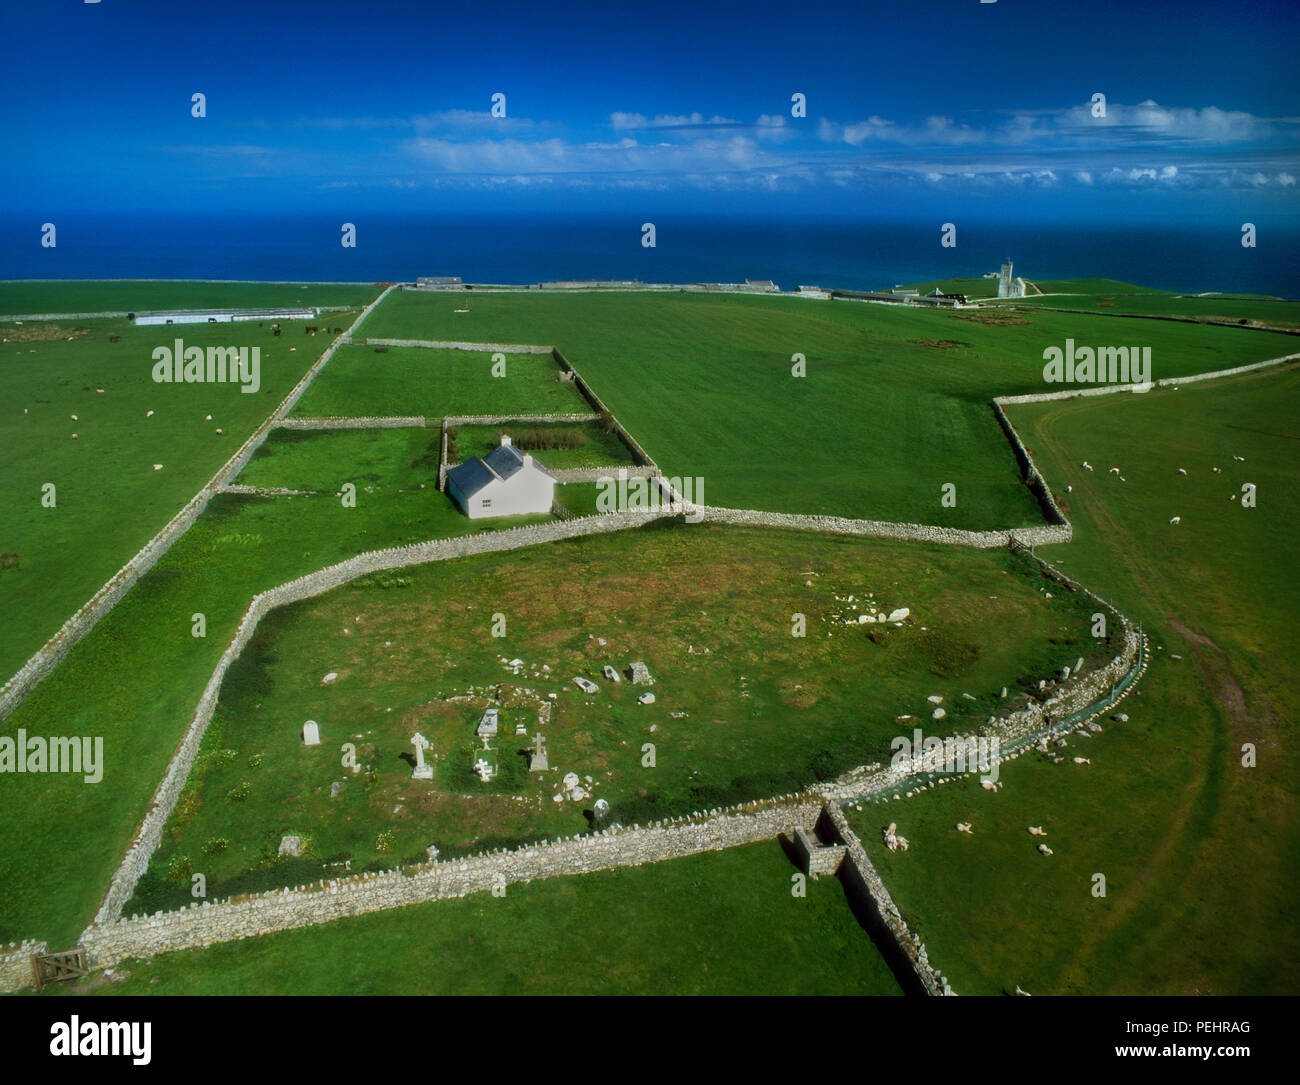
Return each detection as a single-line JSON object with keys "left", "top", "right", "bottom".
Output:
{"left": 500, "top": 434, "right": 512, "bottom": 447}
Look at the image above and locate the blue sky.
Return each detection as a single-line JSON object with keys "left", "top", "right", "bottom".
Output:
{"left": 2, "top": 0, "right": 1298, "bottom": 224}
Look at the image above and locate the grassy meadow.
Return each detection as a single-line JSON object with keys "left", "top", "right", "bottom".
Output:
{"left": 0, "top": 314, "right": 360, "bottom": 679}
{"left": 51, "top": 841, "right": 902, "bottom": 996}
{"left": 359, "top": 289, "right": 1294, "bottom": 527}
{"left": 850, "top": 364, "right": 1299, "bottom": 995}
{"left": 0, "top": 480, "right": 553, "bottom": 947}
{"left": 290, "top": 344, "right": 590, "bottom": 418}
{"left": 235, "top": 427, "right": 441, "bottom": 493}
{"left": 1011, "top": 291, "right": 1300, "bottom": 327}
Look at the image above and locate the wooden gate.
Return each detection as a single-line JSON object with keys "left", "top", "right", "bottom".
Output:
{"left": 32, "top": 948, "right": 89, "bottom": 992}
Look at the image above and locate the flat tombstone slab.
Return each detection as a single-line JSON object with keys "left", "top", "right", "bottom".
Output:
{"left": 303, "top": 720, "right": 321, "bottom": 746}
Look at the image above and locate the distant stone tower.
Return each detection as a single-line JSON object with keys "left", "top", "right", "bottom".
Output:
{"left": 997, "top": 260, "right": 1026, "bottom": 298}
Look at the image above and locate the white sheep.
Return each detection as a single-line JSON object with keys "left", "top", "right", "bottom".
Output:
{"left": 1028, "top": 826, "right": 1046, "bottom": 836}
{"left": 956, "top": 822, "right": 973, "bottom": 834}
{"left": 1170, "top": 516, "right": 1181, "bottom": 524}
{"left": 1177, "top": 467, "right": 1187, "bottom": 475}
{"left": 1109, "top": 467, "right": 1120, "bottom": 474}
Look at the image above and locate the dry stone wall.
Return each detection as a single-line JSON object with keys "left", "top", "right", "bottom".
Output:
{"left": 80, "top": 799, "right": 822, "bottom": 970}
{"left": 994, "top": 352, "right": 1299, "bottom": 408}
{"left": 695, "top": 505, "right": 1071, "bottom": 548}
{"left": 823, "top": 806, "right": 950, "bottom": 995}
{"left": 274, "top": 416, "right": 427, "bottom": 429}
{"left": 0, "top": 941, "right": 47, "bottom": 992}
{"left": 364, "top": 338, "right": 553, "bottom": 354}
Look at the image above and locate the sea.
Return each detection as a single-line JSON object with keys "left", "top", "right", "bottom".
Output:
{"left": 1, "top": 212, "right": 1296, "bottom": 298}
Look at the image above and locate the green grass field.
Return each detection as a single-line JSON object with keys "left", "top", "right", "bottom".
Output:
{"left": 0, "top": 315, "right": 359, "bottom": 679}
{"left": 1011, "top": 291, "right": 1300, "bottom": 327}
{"left": 851, "top": 365, "right": 1299, "bottom": 995}
{"left": 124, "top": 522, "right": 1109, "bottom": 915}
{"left": 3, "top": 280, "right": 1294, "bottom": 998}
{"left": 359, "top": 289, "right": 1294, "bottom": 527}
{"left": 235, "top": 427, "right": 441, "bottom": 493}
{"left": 0, "top": 481, "right": 555, "bottom": 947}
{"left": 49, "top": 841, "right": 902, "bottom": 996}
{"left": 290, "top": 344, "right": 590, "bottom": 418}
{"left": 0, "top": 281, "right": 381, "bottom": 314}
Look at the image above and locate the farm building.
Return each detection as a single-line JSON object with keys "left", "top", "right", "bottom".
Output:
{"left": 447, "top": 435, "right": 556, "bottom": 519}
{"left": 132, "top": 307, "right": 316, "bottom": 326}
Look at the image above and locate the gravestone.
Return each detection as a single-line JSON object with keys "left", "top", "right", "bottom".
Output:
{"left": 529, "top": 732, "right": 549, "bottom": 772}
{"left": 302, "top": 720, "right": 321, "bottom": 746}
{"left": 278, "top": 836, "right": 301, "bottom": 857}
{"left": 411, "top": 732, "right": 434, "bottom": 780}
{"left": 476, "top": 708, "right": 499, "bottom": 737}
{"left": 638, "top": 692, "right": 656, "bottom": 705}
{"left": 473, "top": 734, "right": 497, "bottom": 781}
{"left": 602, "top": 665, "right": 621, "bottom": 683}
{"left": 629, "top": 661, "right": 653, "bottom": 685}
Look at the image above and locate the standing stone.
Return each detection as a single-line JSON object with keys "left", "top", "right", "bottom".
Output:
{"left": 628, "top": 661, "right": 653, "bottom": 685}
{"left": 302, "top": 720, "right": 321, "bottom": 746}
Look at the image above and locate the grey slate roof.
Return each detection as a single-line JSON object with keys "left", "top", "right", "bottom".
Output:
{"left": 447, "top": 458, "right": 495, "bottom": 497}
{"left": 483, "top": 442, "right": 526, "bottom": 480}
{"left": 448, "top": 441, "right": 556, "bottom": 500}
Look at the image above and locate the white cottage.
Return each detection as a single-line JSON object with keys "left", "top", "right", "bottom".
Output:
{"left": 447, "top": 435, "right": 555, "bottom": 519}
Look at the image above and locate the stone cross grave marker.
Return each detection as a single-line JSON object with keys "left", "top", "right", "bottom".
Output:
{"left": 411, "top": 732, "right": 434, "bottom": 780}
{"left": 530, "top": 731, "right": 549, "bottom": 772}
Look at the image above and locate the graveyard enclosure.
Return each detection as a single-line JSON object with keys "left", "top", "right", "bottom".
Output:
{"left": 123, "top": 521, "right": 1116, "bottom": 917}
